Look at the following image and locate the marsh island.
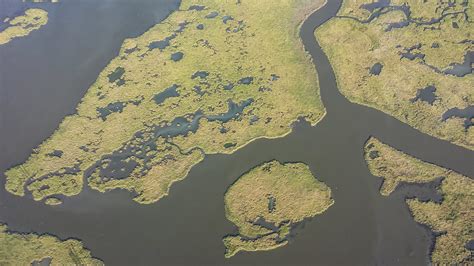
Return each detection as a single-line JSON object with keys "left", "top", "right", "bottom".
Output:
{"left": 0, "top": 8, "right": 48, "bottom": 45}
{"left": 223, "top": 161, "right": 334, "bottom": 258}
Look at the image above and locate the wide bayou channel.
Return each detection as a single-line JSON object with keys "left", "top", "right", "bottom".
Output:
{"left": 1, "top": 0, "right": 473, "bottom": 265}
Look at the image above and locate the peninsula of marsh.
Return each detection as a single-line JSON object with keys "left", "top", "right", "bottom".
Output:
{"left": 5, "top": 0, "right": 325, "bottom": 206}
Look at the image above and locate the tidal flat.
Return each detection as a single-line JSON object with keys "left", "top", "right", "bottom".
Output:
{"left": 316, "top": 0, "right": 474, "bottom": 150}
{"left": 223, "top": 161, "right": 333, "bottom": 258}
{"left": 0, "top": 8, "right": 48, "bottom": 45}
{"left": 0, "top": 224, "right": 101, "bottom": 265}
{"left": 5, "top": 0, "right": 325, "bottom": 205}
{"left": 364, "top": 137, "right": 473, "bottom": 264}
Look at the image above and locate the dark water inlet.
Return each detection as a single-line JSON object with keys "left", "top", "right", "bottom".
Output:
{"left": 191, "top": 70, "right": 209, "bottom": 79}
{"left": 238, "top": 76, "right": 254, "bottom": 85}
{"left": 0, "top": 0, "right": 474, "bottom": 265}
{"left": 206, "top": 99, "right": 253, "bottom": 122}
{"left": 107, "top": 67, "right": 125, "bottom": 83}
{"left": 31, "top": 257, "right": 52, "bottom": 266}
{"left": 97, "top": 102, "right": 126, "bottom": 120}
{"left": 148, "top": 21, "right": 191, "bottom": 51}
{"left": 400, "top": 51, "right": 425, "bottom": 61}
{"left": 411, "top": 85, "right": 437, "bottom": 105}
{"left": 267, "top": 195, "right": 276, "bottom": 213}
{"left": 444, "top": 51, "right": 473, "bottom": 77}
{"left": 153, "top": 84, "right": 180, "bottom": 105}
{"left": 222, "top": 15, "right": 234, "bottom": 24}
{"left": 205, "top": 11, "right": 219, "bottom": 19}
{"left": 339, "top": 0, "right": 468, "bottom": 33}
{"left": 369, "top": 62, "right": 383, "bottom": 75}
{"left": 442, "top": 105, "right": 474, "bottom": 129}
{"left": 89, "top": 99, "right": 254, "bottom": 182}
{"left": 360, "top": 0, "right": 390, "bottom": 13}
{"left": 188, "top": 5, "right": 205, "bottom": 11}
{"left": 148, "top": 38, "right": 172, "bottom": 51}
{"left": 170, "top": 51, "right": 184, "bottom": 61}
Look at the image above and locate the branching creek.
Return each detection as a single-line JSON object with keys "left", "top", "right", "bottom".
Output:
{"left": 0, "top": 0, "right": 473, "bottom": 265}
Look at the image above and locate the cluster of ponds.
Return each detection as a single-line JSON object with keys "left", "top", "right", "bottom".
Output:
{"left": 341, "top": 0, "right": 473, "bottom": 129}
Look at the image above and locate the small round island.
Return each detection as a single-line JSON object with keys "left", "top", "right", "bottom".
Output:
{"left": 223, "top": 160, "right": 334, "bottom": 258}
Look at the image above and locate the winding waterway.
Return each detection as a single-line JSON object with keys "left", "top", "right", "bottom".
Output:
{"left": 1, "top": 0, "right": 473, "bottom": 265}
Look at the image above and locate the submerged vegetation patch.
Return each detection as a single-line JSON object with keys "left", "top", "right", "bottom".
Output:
{"left": 223, "top": 161, "right": 333, "bottom": 258}
{"left": 316, "top": 0, "right": 474, "bottom": 150}
{"left": 5, "top": 0, "right": 324, "bottom": 205}
{"left": 0, "top": 8, "right": 48, "bottom": 45}
{"left": 0, "top": 224, "right": 102, "bottom": 265}
{"left": 364, "top": 137, "right": 473, "bottom": 264}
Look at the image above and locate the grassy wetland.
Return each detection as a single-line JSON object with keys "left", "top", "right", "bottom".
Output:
{"left": 365, "top": 137, "right": 450, "bottom": 196}
{"left": 0, "top": 8, "right": 48, "bottom": 45}
{"left": 223, "top": 161, "right": 333, "bottom": 258}
{"left": 316, "top": 0, "right": 474, "bottom": 150}
{"left": 5, "top": 0, "right": 325, "bottom": 205}
{"left": 364, "top": 137, "right": 473, "bottom": 264}
{"left": 0, "top": 224, "right": 102, "bottom": 265}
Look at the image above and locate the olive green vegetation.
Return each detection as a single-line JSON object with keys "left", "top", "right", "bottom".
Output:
{"left": 364, "top": 137, "right": 473, "bottom": 264}
{"left": 316, "top": 0, "right": 474, "bottom": 150}
{"left": 223, "top": 234, "right": 287, "bottom": 258}
{"left": 5, "top": 0, "right": 326, "bottom": 205}
{"left": 0, "top": 224, "right": 102, "bottom": 265}
{"left": 0, "top": 8, "right": 48, "bottom": 45}
{"left": 223, "top": 161, "right": 334, "bottom": 258}
{"left": 407, "top": 176, "right": 473, "bottom": 264}
{"left": 365, "top": 137, "right": 448, "bottom": 196}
